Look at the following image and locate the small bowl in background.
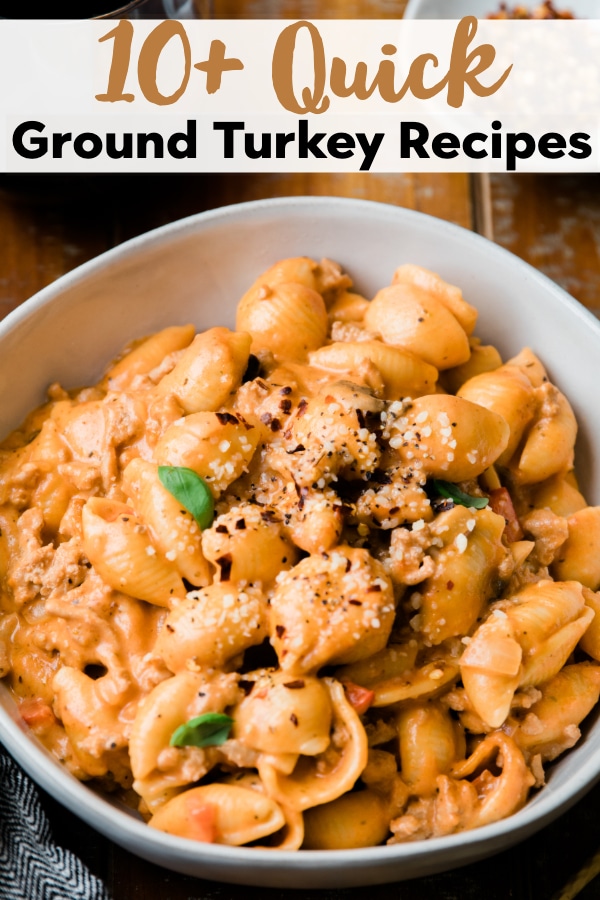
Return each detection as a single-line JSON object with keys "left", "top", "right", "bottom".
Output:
{"left": 403, "top": 0, "right": 590, "bottom": 18}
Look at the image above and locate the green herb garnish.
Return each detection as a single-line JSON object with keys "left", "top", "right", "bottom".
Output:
{"left": 158, "top": 465, "right": 214, "bottom": 530}
{"left": 170, "top": 712, "right": 234, "bottom": 749}
{"left": 433, "top": 480, "right": 489, "bottom": 510}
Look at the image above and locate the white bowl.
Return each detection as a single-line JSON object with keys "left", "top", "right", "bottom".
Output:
{"left": 1, "top": 197, "right": 599, "bottom": 888}
{"left": 404, "top": 0, "right": 592, "bottom": 18}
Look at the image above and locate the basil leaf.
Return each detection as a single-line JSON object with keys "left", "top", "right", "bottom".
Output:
{"left": 170, "top": 712, "right": 233, "bottom": 749}
{"left": 433, "top": 479, "right": 489, "bottom": 510}
{"left": 158, "top": 465, "right": 214, "bottom": 530}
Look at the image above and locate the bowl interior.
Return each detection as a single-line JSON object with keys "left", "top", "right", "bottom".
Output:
{"left": 1, "top": 196, "right": 599, "bottom": 887}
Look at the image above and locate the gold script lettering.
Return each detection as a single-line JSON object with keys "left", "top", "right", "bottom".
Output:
{"left": 271, "top": 17, "right": 511, "bottom": 114}
{"left": 446, "top": 16, "right": 512, "bottom": 108}
{"left": 272, "top": 21, "right": 330, "bottom": 115}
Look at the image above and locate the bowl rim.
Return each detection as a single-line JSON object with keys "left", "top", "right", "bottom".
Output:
{"left": 1, "top": 194, "right": 600, "bottom": 880}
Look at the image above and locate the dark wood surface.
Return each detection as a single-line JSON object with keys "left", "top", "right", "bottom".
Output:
{"left": 2, "top": 4, "right": 600, "bottom": 899}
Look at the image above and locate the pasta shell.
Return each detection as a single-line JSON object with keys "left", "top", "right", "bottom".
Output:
{"left": 371, "top": 658, "right": 460, "bottom": 707}
{"left": 419, "top": 506, "right": 507, "bottom": 644}
{"left": 512, "top": 662, "right": 600, "bottom": 760}
{"left": 154, "top": 584, "right": 268, "bottom": 673}
{"left": 450, "top": 733, "right": 534, "bottom": 829}
{"left": 442, "top": 339, "right": 502, "bottom": 395}
{"left": 81, "top": 498, "right": 185, "bottom": 606}
{"left": 364, "top": 283, "right": 470, "bottom": 370}
{"left": 519, "top": 607, "right": 594, "bottom": 687}
{"left": 512, "top": 385, "right": 577, "bottom": 485}
{"left": 458, "top": 365, "right": 537, "bottom": 466}
{"left": 31, "top": 472, "right": 72, "bottom": 536}
{"left": 149, "top": 783, "right": 286, "bottom": 846}
{"left": 129, "top": 671, "right": 210, "bottom": 781}
{"left": 27, "top": 416, "right": 70, "bottom": 474}
{"left": 202, "top": 504, "right": 298, "bottom": 585}
{"left": 460, "top": 615, "right": 522, "bottom": 729}
{"left": 303, "top": 790, "right": 390, "bottom": 849}
{"left": 233, "top": 670, "right": 333, "bottom": 756}
{"left": 255, "top": 256, "right": 322, "bottom": 291}
{"left": 104, "top": 324, "right": 195, "bottom": 391}
{"left": 220, "top": 771, "right": 305, "bottom": 850}
{"left": 129, "top": 670, "right": 240, "bottom": 808}
{"left": 328, "top": 291, "right": 370, "bottom": 323}
{"left": 506, "top": 347, "right": 548, "bottom": 388}
{"left": 336, "top": 642, "right": 418, "bottom": 687}
{"left": 236, "top": 282, "right": 328, "bottom": 362}
{"left": 156, "top": 328, "right": 251, "bottom": 414}
{"left": 258, "top": 678, "right": 368, "bottom": 811}
{"left": 391, "top": 264, "right": 478, "bottom": 335}
{"left": 388, "top": 394, "right": 510, "bottom": 481}
{"left": 551, "top": 506, "right": 600, "bottom": 589}
{"left": 53, "top": 667, "right": 129, "bottom": 781}
{"left": 154, "top": 411, "right": 260, "bottom": 497}
{"left": 270, "top": 547, "right": 395, "bottom": 674}
{"left": 308, "top": 341, "right": 438, "bottom": 400}
{"left": 461, "top": 580, "right": 593, "bottom": 727}
{"left": 397, "top": 702, "right": 465, "bottom": 797}
{"left": 531, "top": 474, "right": 587, "bottom": 518}
{"left": 123, "top": 457, "right": 210, "bottom": 588}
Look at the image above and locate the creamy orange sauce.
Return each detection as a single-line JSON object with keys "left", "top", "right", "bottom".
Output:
{"left": 0, "top": 256, "right": 598, "bottom": 849}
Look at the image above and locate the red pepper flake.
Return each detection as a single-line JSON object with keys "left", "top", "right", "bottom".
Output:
{"left": 447, "top": 580, "right": 454, "bottom": 590}
{"left": 349, "top": 599, "right": 363, "bottom": 606}
{"left": 297, "top": 399, "right": 309, "bottom": 417}
{"left": 216, "top": 412, "right": 239, "bottom": 426}
{"left": 290, "top": 713, "right": 299, "bottom": 726}
{"left": 283, "top": 679, "right": 305, "bottom": 689}
{"left": 279, "top": 399, "right": 292, "bottom": 414}
{"left": 367, "top": 584, "right": 382, "bottom": 593}
{"left": 270, "top": 418, "right": 282, "bottom": 432}
{"left": 235, "top": 518, "right": 246, "bottom": 530}
{"left": 280, "top": 386, "right": 292, "bottom": 395}
{"left": 215, "top": 524, "right": 228, "bottom": 534}
{"left": 275, "top": 624, "right": 286, "bottom": 638}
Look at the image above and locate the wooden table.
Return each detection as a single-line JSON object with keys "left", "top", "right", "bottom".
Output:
{"left": 1, "top": 3, "right": 600, "bottom": 899}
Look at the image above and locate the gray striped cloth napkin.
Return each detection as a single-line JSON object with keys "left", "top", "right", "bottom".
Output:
{"left": 0, "top": 748, "right": 111, "bottom": 900}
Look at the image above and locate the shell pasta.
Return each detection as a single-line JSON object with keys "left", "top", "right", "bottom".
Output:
{"left": 1, "top": 255, "right": 599, "bottom": 851}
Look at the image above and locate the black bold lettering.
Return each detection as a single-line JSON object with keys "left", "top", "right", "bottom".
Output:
{"left": 12, "top": 121, "right": 48, "bottom": 159}
{"left": 400, "top": 121, "right": 430, "bottom": 159}
{"left": 214, "top": 121, "right": 245, "bottom": 158}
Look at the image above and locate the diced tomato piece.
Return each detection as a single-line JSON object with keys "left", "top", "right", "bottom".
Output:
{"left": 488, "top": 487, "right": 524, "bottom": 543}
{"left": 342, "top": 681, "right": 375, "bottom": 716}
{"left": 186, "top": 799, "right": 217, "bottom": 844}
{"left": 20, "top": 698, "right": 56, "bottom": 733}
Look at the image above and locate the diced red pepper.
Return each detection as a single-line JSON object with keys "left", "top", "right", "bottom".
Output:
{"left": 20, "top": 698, "right": 56, "bottom": 733}
{"left": 342, "top": 681, "right": 375, "bottom": 716}
{"left": 186, "top": 799, "right": 217, "bottom": 844}
{"left": 488, "top": 487, "right": 524, "bottom": 543}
